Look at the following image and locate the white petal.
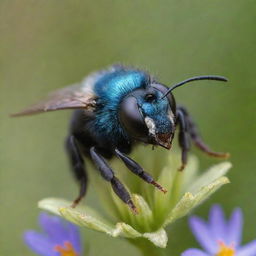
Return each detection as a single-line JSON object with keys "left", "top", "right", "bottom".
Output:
{"left": 38, "top": 198, "right": 144, "bottom": 239}
{"left": 143, "top": 229, "right": 168, "bottom": 248}
{"left": 180, "top": 156, "right": 199, "bottom": 192}
{"left": 187, "top": 162, "right": 231, "bottom": 194}
{"left": 132, "top": 194, "right": 153, "bottom": 230}
{"left": 113, "top": 222, "right": 141, "bottom": 238}
{"left": 164, "top": 176, "right": 230, "bottom": 226}
{"left": 39, "top": 198, "right": 115, "bottom": 235}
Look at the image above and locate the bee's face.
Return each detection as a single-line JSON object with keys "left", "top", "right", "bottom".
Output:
{"left": 119, "top": 84, "right": 176, "bottom": 149}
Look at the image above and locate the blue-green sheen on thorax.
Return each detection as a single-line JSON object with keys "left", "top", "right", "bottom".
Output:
{"left": 94, "top": 69, "right": 149, "bottom": 107}
{"left": 93, "top": 68, "right": 150, "bottom": 145}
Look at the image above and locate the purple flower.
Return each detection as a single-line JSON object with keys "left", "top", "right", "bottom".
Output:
{"left": 24, "top": 212, "right": 82, "bottom": 256}
{"left": 182, "top": 205, "right": 256, "bottom": 256}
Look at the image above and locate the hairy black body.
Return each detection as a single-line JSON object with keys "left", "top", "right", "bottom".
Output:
{"left": 70, "top": 109, "right": 133, "bottom": 158}
{"left": 13, "top": 65, "right": 229, "bottom": 213}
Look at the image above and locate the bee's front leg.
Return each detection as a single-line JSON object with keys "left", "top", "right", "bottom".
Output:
{"left": 90, "top": 147, "right": 138, "bottom": 214}
{"left": 65, "top": 135, "right": 88, "bottom": 208}
{"left": 115, "top": 149, "right": 167, "bottom": 193}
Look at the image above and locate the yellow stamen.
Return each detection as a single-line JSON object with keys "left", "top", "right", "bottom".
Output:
{"left": 54, "top": 241, "right": 79, "bottom": 256}
{"left": 216, "top": 241, "right": 235, "bottom": 256}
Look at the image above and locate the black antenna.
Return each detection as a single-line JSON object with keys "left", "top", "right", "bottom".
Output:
{"left": 162, "top": 75, "right": 228, "bottom": 98}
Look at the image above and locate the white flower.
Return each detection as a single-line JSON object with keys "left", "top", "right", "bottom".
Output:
{"left": 39, "top": 146, "right": 231, "bottom": 248}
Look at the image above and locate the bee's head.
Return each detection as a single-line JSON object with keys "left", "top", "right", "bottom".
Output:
{"left": 119, "top": 75, "right": 228, "bottom": 149}
{"left": 119, "top": 84, "right": 176, "bottom": 149}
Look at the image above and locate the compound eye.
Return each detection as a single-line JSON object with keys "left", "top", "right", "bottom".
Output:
{"left": 119, "top": 96, "right": 147, "bottom": 138}
{"left": 145, "top": 93, "right": 156, "bottom": 102}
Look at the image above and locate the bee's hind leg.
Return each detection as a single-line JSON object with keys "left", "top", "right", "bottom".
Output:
{"left": 65, "top": 135, "right": 88, "bottom": 208}
{"left": 90, "top": 147, "right": 138, "bottom": 214}
{"left": 115, "top": 149, "right": 167, "bottom": 193}
{"left": 177, "top": 106, "right": 230, "bottom": 159}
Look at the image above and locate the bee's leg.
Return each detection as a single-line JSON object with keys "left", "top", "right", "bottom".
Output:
{"left": 115, "top": 149, "right": 167, "bottom": 193}
{"left": 90, "top": 147, "right": 138, "bottom": 214}
{"left": 65, "top": 135, "right": 88, "bottom": 208}
{"left": 176, "top": 109, "right": 191, "bottom": 171}
{"left": 177, "top": 106, "right": 230, "bottom": 158}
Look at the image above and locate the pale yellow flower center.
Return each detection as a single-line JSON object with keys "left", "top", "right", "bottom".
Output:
{"left": 54, "top": 241, "right": 78, "bottom": 256}
{"left": 216, "top": 241, "right": 235, "bottom": 256}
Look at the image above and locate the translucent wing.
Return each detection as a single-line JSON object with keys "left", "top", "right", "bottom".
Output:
{"left": 11, "top": 82, "right": 97, "bottom": 117}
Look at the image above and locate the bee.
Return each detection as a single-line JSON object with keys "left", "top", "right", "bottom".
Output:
{"left": 12, "top": 65, "right": 229, "bottom": 213}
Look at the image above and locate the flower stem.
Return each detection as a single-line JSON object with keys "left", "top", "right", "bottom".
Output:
{"left": 128, "top": 238, "right": 166, "bottom": 256}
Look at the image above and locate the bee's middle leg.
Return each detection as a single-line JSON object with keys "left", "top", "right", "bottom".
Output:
{"left": 115, "top": 149, "right": 167, "bottom": 193}
{"left": 89, "top": 147, "right": 137, "bottom": 214}
{"left": 66, "top": 135, "right": 88, "bottom": 208}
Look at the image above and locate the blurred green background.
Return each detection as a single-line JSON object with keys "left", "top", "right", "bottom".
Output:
{"left": 1, "top": 1, "right": 256, "bottom": 255}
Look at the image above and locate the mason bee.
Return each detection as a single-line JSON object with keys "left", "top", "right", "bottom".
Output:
{"left": 13, "top": 65, "right": 229, "bottom": 213}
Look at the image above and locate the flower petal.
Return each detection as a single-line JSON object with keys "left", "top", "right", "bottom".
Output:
{"left": 38, "top": 198, "right": 64, "bottom": 216}
{"left": 237, "top": 240, "right": 256, "bottom": 256}
{"left": 153, "top": 155, "right": 198, "bottom": 224}
{"left": 38, "top": 197, "right": 169, "bottom": 248}
{"left": 153, "top": 165, "right": 176, "bottom": 222}
{"left": 39, "top": 197, "right": 145, "bottom": 239}
{"left": 132, "top": 194, "right": 153, "bottom": 232}
{"left": 66, "top": 222, "right": 82, "bottom": 254}
{"left": 227, "top": 207, "right": 243, "bottom": 246}
{"left": 180, "top": 156, "right": 199, "bottom": 193}
{"left": 59, "top": 207, "right": 116, "bottom": 235}
{"left": 61, "top": 207, "right": 146, "bottom": 240}
{"left": 164, "top": 192, "right": 195, "bottom": 225}
{"left": 113, "top": 222, "right": 141, "bottom": 238}
{"left": 181, "top": 248, "right": 209, "bottom": 256}
{"left": 209, "top": 205, "right": 227, "bottom": 243}
{"left": 187, "top": 162, "right": 231, "bottom": 194}
{"left": 24, "top": 230, "right": 58, "bottom": 256}
{"left": 164, "top": 176, "right": 230, "bottom": 226}
{"left": 39, "top": 198, "right": 116, "bottom": 233}
{"left": 39, "top": 212, "right": 69, "bottom": 245}
{"left": 189, "top": 216, "right": 217, "bottom": 254}
{"left": 143, "top": 229, "right": 168, "bottom": 248}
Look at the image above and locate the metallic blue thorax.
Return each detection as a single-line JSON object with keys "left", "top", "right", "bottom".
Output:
{"left": 92, "top": 68, "right": 150, "bottom": 145}
{"left": 94, "top": 69, "right": 149, "bottom": 106}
